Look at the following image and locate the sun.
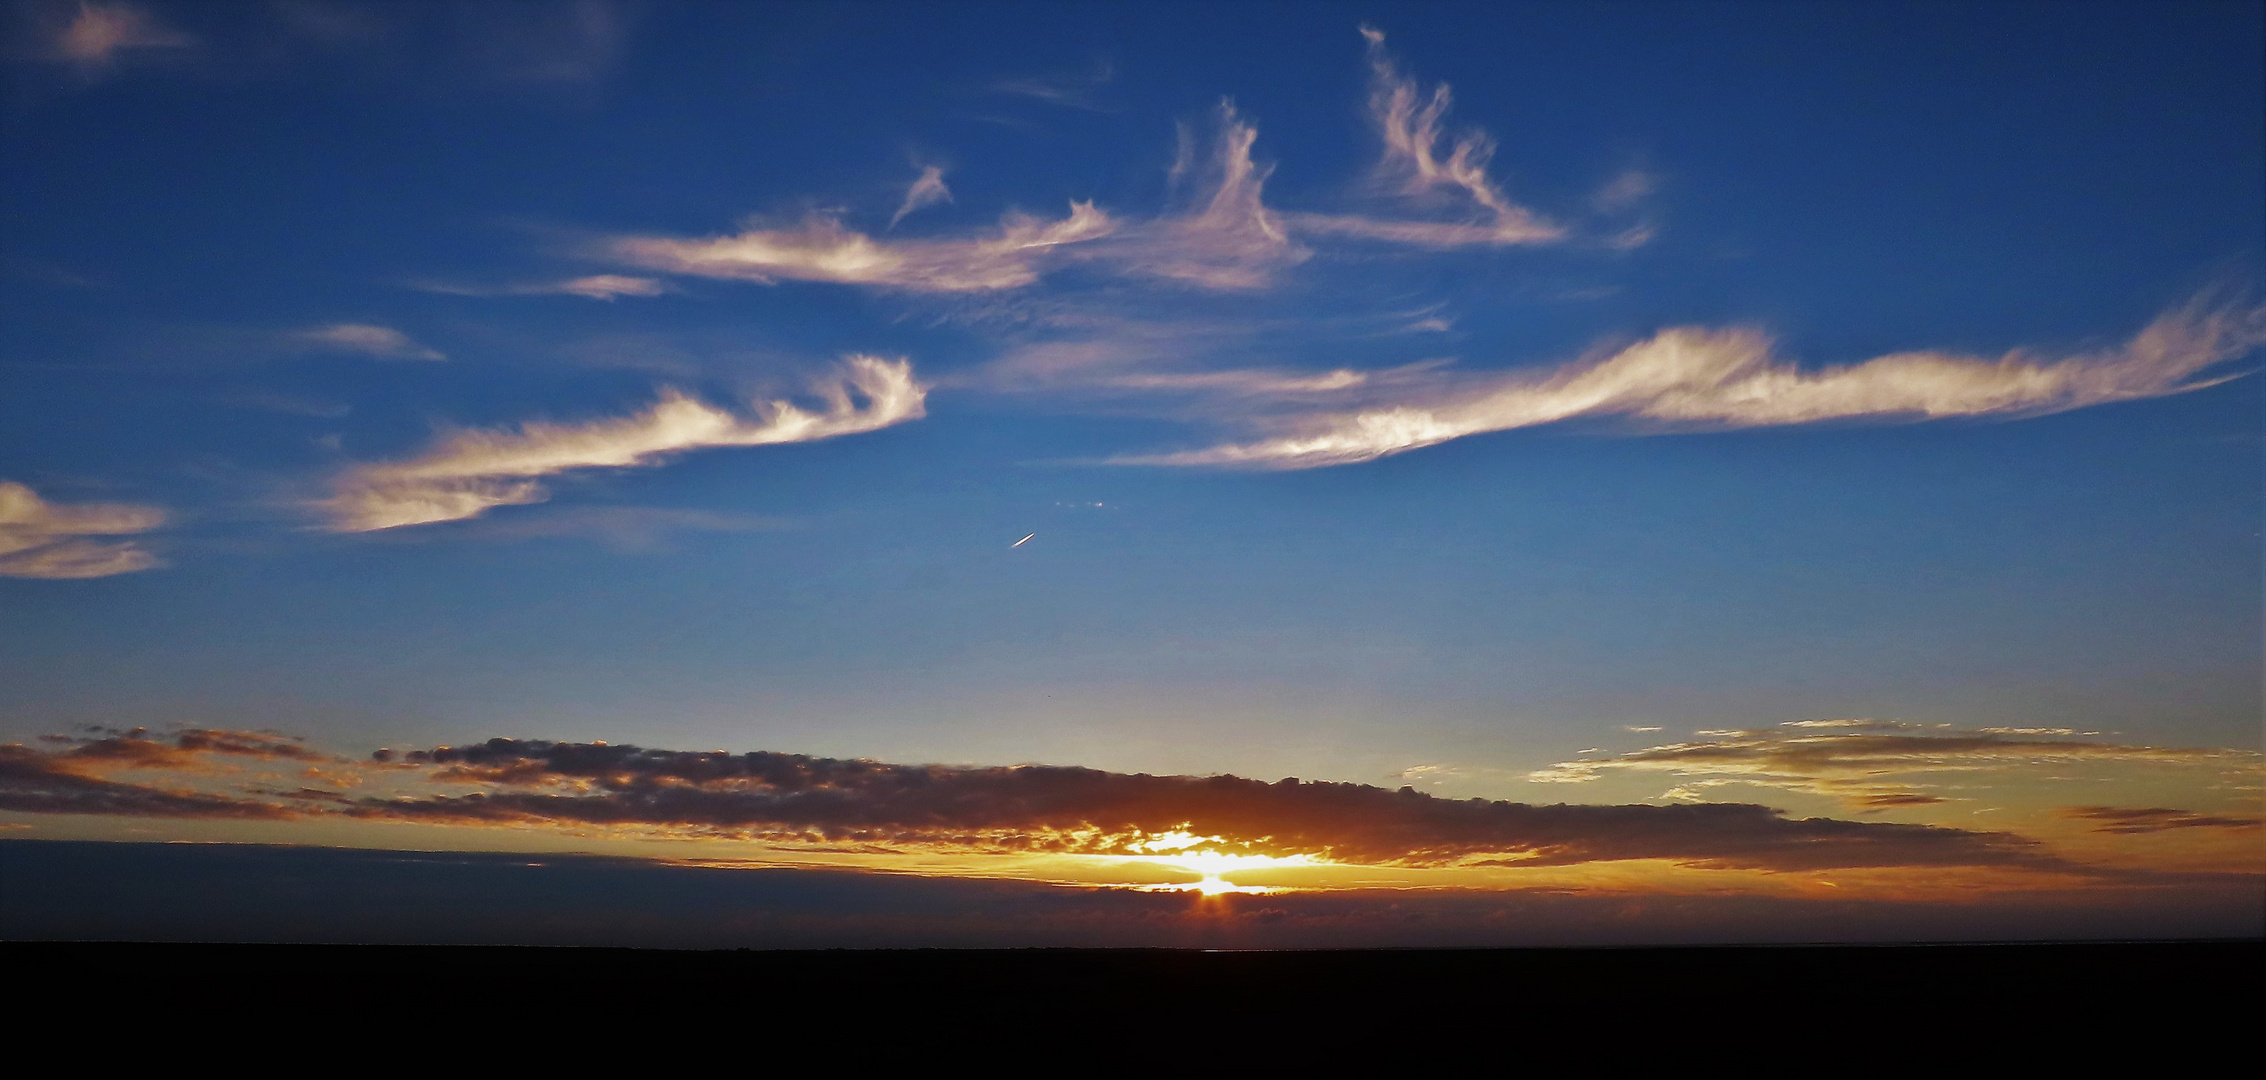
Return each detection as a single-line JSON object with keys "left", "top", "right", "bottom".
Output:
{"left": 1116, "top": 830, "right": 1324, "bottom": 893}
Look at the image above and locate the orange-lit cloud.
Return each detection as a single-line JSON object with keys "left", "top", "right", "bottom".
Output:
{"left": 331, "top": 738, "right": 2060, "bottom": 873}
{"left": 322, "top": 355, "right": 925, "bottom": 531}
{"left": 8, "top": 730, "right": 2256, "bottom": 888}
{"left": 0, "top": 726, "right": 333, "bottom": 820}
{"left": 2058, "top": 807, "right": 2263, "bottom": 834}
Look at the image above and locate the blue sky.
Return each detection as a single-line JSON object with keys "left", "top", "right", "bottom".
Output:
{"left": 2, "top": 0, "right": 2260, "bottom": 862}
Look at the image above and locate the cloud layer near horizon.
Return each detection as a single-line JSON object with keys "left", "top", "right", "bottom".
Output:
{"left": 323, "top": 355, "right": 925, "bottom": 531}
{"left": 0, "top": 729, "right": 2103, "bottom": 875}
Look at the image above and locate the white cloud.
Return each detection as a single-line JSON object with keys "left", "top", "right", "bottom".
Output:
{"left": 990, "top": 58, "right": 1114, "bottom": 110}
{"left": 413, "top": 275, "right": 669, "bottom": 301}
{"left": 608, "top": 202, "right": 1114, "bottom": 293}
{"left": 1296, "top": 26, "right": 1562, "bottom": 249}
{"left": 294, "top": 323, "right": 447, "bottom": 361}
{"left": 54, "top": 2, "right": 194, "bottom": 67}
{"left": 1592, "top": 169, "right": 1657, "bottom": 211}
{"left": 889, "top": 165, "right": 955, "bottom": 229}
{"left": 548, "top": 274, "right": 668, "bottom": 300}
{"left": 1119, "top": 296, "right": 2266, "bottom": 468}
{"left": 1106, "top": 101, "right": 1308, "bottom": 289}
{"left": 323, "top": 355, "right": 927, "bottom": 531}
{"left": 0, "top": 480, "right": 166, "bottom": 579}
{"left": 603, "top": 101, "right": 1312, "bottom": 295}
{"left": 1527, "top": 720, "right": 2264, "bottom": 811}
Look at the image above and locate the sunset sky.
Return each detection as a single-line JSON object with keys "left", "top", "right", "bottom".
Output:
{"left": 2, "top": 0, "right": 2260, "bottom": 945}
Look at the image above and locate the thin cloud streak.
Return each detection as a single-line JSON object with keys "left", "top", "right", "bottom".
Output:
{"left": 1528, "top": 720, "right": 2265, "bottom": 810}
{"left": 293, "top": 323, "right": 447, "bottom": 361}
{"left": 609, "top": 203, "right": 1114, "bottom": 292}
{"left": 889, "top": 165, "right": 954, "bottom": 229}
{"left": 1119, "top": 297, "right": 2266, "bottom": 468}
{"left": 2059, "top": 807, "right": 2264, "bottom": 834}
{"left": 323, "top": 355, "right": 926, "bottom": 531}
{"left": 0, "top": 480, "right": 166, "bottom": 579}
{"left": 413, "top": 275, "right": 671, "bottom": 300}
{"left": 50, "top": 1, "right": 194, "bottom": 67}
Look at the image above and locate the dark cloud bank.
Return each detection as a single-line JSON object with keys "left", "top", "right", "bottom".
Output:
{"left": 6, "top": 732, "right": 2068, "bottom": 872}
{"left": 357, "top": 739, "right": 2055, "bottom": 872}
{"left": 6, "top": 841, "right": 2258, "bottom": 948}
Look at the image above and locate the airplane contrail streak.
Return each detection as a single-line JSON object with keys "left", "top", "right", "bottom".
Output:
{"left": 1012, "top": 533, "right": 1036, "bottom": 548}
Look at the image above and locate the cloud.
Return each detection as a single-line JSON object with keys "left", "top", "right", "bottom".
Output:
{"left": 322, "top": 355, "right": 926, "bottom": 531}
{"left": 1047, "top": 102, "right": 1308, "bottom": 291}
{"left": 417, "top": 506, "right": 789, "bottom": 550}
{"left": 1593, "top": 169, "right": 1657, "bottom": 212}
{"left": 990, "top": 58, "right": 1114, "bottom": 110}
{"left": 47, "top": 726, "right": 333, "bottom": 770}
{"left": 293, "top": 323, "right": 447, "bottom": 361}
{"left": 412, "top": 275, "right": 670, "bottom": 300}
{"left": 215, "top": 388, "right": 352, "bottom": 418}
{"left": 2059, "top": 807, "right": 2263, "bottom": 834}
{"left": 50, "top": 1, "right": 194, "bottom": 67}
{"left": 609, "top": 202, "right": 1114, "bottom": 293}
{"left": 0, "top": 745, "right": 297, "bottom": 819}
{"left": 468, "top": 0, "right": 625, "bottom": 84}
{"left": 0, "top": 727, "right": 331, "bottom": 819}
{"left": 0, "top": 481, "right": 165, "bottom": 579}
{"left": 1118, "top": 295, "right": 2266, "bottom": 468}
{"left": 1279, "top": 26, "right": 1561, "bottom": 249}
{"left": 603, "top": 101, "right": 1313, "bottom": 294}
{"left": 1529, "top": 720, "right": 2265, "bottom": 810}
{"left": 327, "top": 737, "right": 2060, "bottom": 873}
{"left": 890, "top": 165, "right": 955, "bottom": 229}
{"left": 14, "top": 729, "right": 2250, "bottom": 881}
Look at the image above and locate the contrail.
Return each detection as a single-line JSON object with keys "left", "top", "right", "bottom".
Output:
{"left": 1012, "top": 533, "right": 1036, "bottom": 548}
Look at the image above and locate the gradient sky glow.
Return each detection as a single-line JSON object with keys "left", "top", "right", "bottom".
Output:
{"left": 1, "top": 1, "right": 2260, "bottom": 942}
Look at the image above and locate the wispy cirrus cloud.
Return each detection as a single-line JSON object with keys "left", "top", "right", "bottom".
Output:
{"left": 605, "top": 99, "right": 1307, "bottom": 294}
{"left": 608, "top": 202, "right": 1115, "bottom": 293}
{"left": 989, "top": 58, "right": 1114, "bottom": 110}
{"left": 889, "top": 165, "right": 954, "bottom": 229}
{"left": 1119, "top": 296, "right": 2266, "bottom": 468}
{"left": 322, "top": 355, "right": 925, "bottom": 531}
{"left": 412, "top": 274, "right": 670, "bottom": 301}
{"left": 47, "top": 1, "right": 195, "bottom": 69}
{"left": 1111, "top": 102, "right": 1308, "bottom": 289}
{"left": 0, "top": 480, "right": 166, "bottom": 579}
{"left": 292, "top": 323, "right": 447, "bottom": 361}
{"left": 1279, "top": 27, "right": 1563, "bottom": 249}
{"left": 1528, "top": 719, "right": 2265, "bottom": 813}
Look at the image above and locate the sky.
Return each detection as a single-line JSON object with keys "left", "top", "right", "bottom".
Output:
{"left": 1, "top": 0, "right": 2260, "bottom": 945}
